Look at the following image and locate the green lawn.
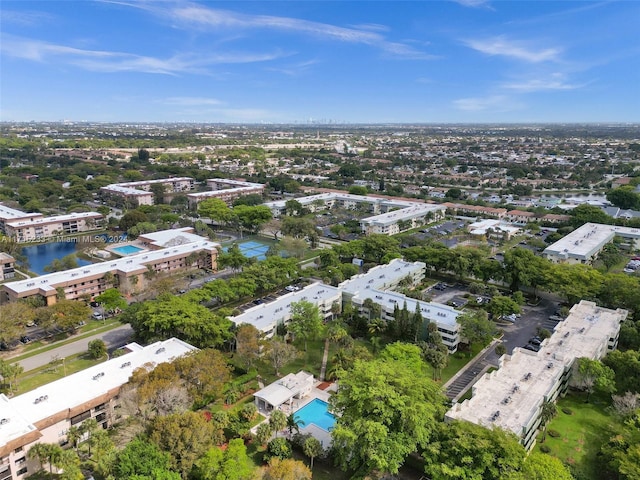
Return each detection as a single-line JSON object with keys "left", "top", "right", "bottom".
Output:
{"left": 534, "top": 393, "right": 622, "bottom": 480}
{"left": 13, "top": 353, "right": 107, "bottom": 394}
{"left": 256, "top": 339, "right": 331, "bottom": 385}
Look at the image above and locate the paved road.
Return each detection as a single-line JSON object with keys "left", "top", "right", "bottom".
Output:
{"left": 15, "top": 324, "right": 134, "bottom": 372}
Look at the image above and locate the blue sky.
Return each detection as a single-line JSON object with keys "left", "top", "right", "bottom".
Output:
{"left": 1, "top": 1, "right": 639, "bottom": 123}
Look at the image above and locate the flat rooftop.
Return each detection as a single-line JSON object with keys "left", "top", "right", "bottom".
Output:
{"left": 0, "top": 204, "right": 41, "bottom": 221}
{"left": 448, "top": 348, "right": 564, "bottom": 436}
{"left": 446, "top": 300, "right": 627, "bottom": 438}
{"left": 0, "top": 338, "right": 197, "bottom": 447}
{"left": 264, "top": 192, "right": 426, "bottom": 210}
{"left": 544, "top": 223, "right": 640, "bottom": 260}
{"left": 230, "top": 282, "right": 341, "bottom": 333}
{"left": 5, "top": 211, "right": 102, "bottom": 228}
{"left": 3, "top": 233, "right": 219, "bottom": 295}
{"left": 339, "top": 258, "right": 425, "bottom": 295}
{"left": 361, "top": 204, "right": 445, "bottom": 227}
{"left": 138, "top": 227, "right": 206, "bottom": 248}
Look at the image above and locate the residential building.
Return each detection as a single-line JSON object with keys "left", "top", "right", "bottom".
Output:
{"left": 443, "top": 203, "right": 508, "bottom": 219}
{"left": 253, "top": 371, "right": 314, "bottom": 413}
{"left": 187, "top": 179, "right": 265, "bottom": 207}
{"left": 543, "top": 222, "right": 640, "bottom": 264}
{"left": 0, "top": 338, "right": 197, "bottom": 480}
{"left": 506, "top": 210, "right": 537, "bottom": 224}
{"left": 467, "top": 219, "right": 521, "bottom": 240}
{"left": 1, "top": 229, "right": 219, "bottom": 305}
{"left": 446, "top": 301, "right": 627, "bottom": 450}
{"left": 0, "top": 254, "right": 16, "bottom": 281}
{"left": 264, "top": 193, "right": 445, "bottom": 236}
{"left": 0, "top": 205, "right": 41, "bottom": 235}
{"left": 100, "top": 177, "right": 195, "bottom": 207}
{"left": 230, "top": 258, "right": 462, "bottom": 352}
{"left": 4, "top": 212, "right": 104, "bottom": 243}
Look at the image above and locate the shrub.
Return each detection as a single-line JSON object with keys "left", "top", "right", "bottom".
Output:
{"left": 539, "top": 445, "right": 551, "bottom": 453}
{"left": 266, "top": 437, "right": 292, "bottom": 460}
{"left": 562, "top": 407, "right": 573, "bottom": 415}
{"left": 548, "top": 429, "right": 561, "bottom": 438}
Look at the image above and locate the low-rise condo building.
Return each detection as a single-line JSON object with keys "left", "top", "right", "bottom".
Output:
{"left": 0, "top": 253, "right": 16, "bottom": 281}
{"left": 543, "top": 222, "right": 640, "bottom": 264}
{"left": 230, "top": 258, "right": 462, "bottom": 351}
{"left": 0, "top": 338, "right": 197, "bottom": 480}
{"left": 100, "top": 177, "right": 195, "bottom": 206}
{"left": 1, "top": 228, "right": 219, "bottom": 305}
{"left": 264, "top": 193, "right": 445, "bottom": 236}
{"left": 187, "top": 179, "right": 265, "bottom": 207}
{"left": 446, "top": 300, "right": 627, "bottom": 450}
{"left": 4, "top": 212, "right": 104, "bottom": 242}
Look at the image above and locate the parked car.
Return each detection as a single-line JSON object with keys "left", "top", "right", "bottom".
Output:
{"left": 523, "top": 344, "right": 540, "bottom": 352}
{"left": 92, "top": 311, "right": 104, "bottom": 320}
{"left": 20, "top": 336, "right": 31, "bottom": 344}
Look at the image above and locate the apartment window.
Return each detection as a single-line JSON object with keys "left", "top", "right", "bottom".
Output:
{"left": 70, "top": 410, "right": 91, "bottom": 425}
{"left": 16, "top": 467, "right": 27, "bottom": 476}
{"left": 14, "top": 458, "right": 26, "bottom": 466}
{"left": 13, "top": 447, "right": 23, "bottom": 454}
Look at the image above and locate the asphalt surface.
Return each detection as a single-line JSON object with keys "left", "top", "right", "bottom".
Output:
{"left": 430, "top": 286, "right": 562, "bottom": 400}
{"left": 15, "top": 324, "right": 134, "bottom": 372}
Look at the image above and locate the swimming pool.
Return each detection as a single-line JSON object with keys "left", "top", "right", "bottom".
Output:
{"left": 294, "top": 399, "right": 336, "bottom": 432}
{"left": 112, "top": 245, "right": 144, "bottom": 255}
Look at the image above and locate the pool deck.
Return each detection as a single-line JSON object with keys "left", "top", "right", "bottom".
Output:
{"left": 251, "top": 380, "right": 338, "bottom": 446}
{"left": 105, "top": 242, "right": 149, "bottom": 257}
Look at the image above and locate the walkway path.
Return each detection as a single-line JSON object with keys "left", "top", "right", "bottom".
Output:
{"left": 319, "top": 338, "right": 330, "bottom": 381}
{"left": 14, "top": 324, "right": 133, "bottom": 372}
{"left": 444, "top": 338, "right": 501, "bottom": 402}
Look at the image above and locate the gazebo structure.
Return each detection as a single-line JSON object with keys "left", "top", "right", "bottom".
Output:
{"left": 254, "top": 371, "right": 314, "bottom": 414}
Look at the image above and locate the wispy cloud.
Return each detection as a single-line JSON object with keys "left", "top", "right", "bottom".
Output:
{"left": 465, "top": 35, "right": 561, "bottom": 63}
{"left": 267, "top": 59, "right": 321, "bottom": 76}
{"left": 0, "top": 10, "right": 55, "bottom": 26}
{"left": 453, "top": 95, "right": 522, "bottom": 112}
{"left": 1, "top": 34, "right": 288, "bottom": 75}
{"left": 502, "top": 73, "right": 583, "bottom": 92}
{"left": 160, "top": 4, "right": 432, "bottom": 59}
{"left": 162, "top": 97, "right": 223, "bottom": 106}
{"left": 452, "top": 0, "right": 493, "bottom": 9}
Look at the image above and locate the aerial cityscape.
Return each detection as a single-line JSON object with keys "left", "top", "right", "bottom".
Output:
{"left": 1, "top": 2, "right": 639, "bottom": 480}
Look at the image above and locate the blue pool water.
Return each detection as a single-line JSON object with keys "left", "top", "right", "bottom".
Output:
{"left": 294, "top": 399, "right": 336, "bottom": 432}
{"left": 21, "top": 241, "right": 91, "bottom": 275}
{"left": 223, "top": 239, "right": 270, "bottom": 261}
{"left": 112, "top": 245, "right": 144, "bottom": 255}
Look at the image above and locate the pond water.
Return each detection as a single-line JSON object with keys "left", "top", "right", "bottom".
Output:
{"left": 21, "top": 241, "right": 92, "bottom": 275}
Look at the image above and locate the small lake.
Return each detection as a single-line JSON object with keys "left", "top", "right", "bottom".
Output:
{"left": 20, "top": 234, "right": 126, "bottom": 275}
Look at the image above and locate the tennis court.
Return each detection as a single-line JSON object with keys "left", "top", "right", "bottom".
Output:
{"left": 223, "top": 239, "right": 270, "bottom": 260}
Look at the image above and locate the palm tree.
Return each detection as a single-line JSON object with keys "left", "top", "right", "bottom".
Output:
{"left": 269, "top": 410, "right": 287, "bottom": 438}
{"left": 286, "top": 413, "right": 305, "bottom": 437}
{"left": 303, "top": 436, "right": 324, "bottom": 470}
{"left": 255, "top": 422, "right": 273, "bottom": 446}
{"left": 79, "top": 418, "right": 99, "bottom": 455}
{"left": 28, "top": 443, "right": 62, "bottom": 478}
{"left": 66, "top": 425, "right": 81, "bottom": 453}
{"left": 539, "top": 401, "right": 557, "bottom": 442}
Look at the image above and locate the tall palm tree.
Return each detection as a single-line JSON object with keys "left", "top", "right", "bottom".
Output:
{"left": 286, "top": 413, "right": 305, "bottom": 437}
{"left": 539, "top": 401, "right": 557, "bottom": 442}
{"left": 66, "top": 425, "right": 81, "bottom": 453}
{"left": 269, "top": 410, "right": 287, "bottom": 438}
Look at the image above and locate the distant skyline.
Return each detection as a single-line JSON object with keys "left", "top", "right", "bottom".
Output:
{"left": 1, "top": 1, "right": 639, "bottom": 124}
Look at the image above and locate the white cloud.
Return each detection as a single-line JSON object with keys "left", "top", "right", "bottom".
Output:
{"left": 0, "top": 10, "right": 55, "bottom": 26}
{"left": 452, "top": 0, "right": 492, "bottom": 8}
{"left": 453, "top": 95, "right": 522, "bottom": 112}
{"left": 0, "top": 34, "right": 288, "bottom": 75}
{"left": 502, "top": 74, "right": 582, "bottom": 92}
{"left": 162, "top": 97, "right": 223, "bottom": 106}
{"left": 465, "top": 36, "right": 561, "bottom": 63}
{"left": 165, "top": 4, "right": 431, "bottom": 59}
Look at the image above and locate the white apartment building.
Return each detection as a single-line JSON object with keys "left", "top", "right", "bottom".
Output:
{"left": 446, "top": 300, "right": 627, "bottom": 450}
{"left": 0, "top": 254, "right": 16, "bottom": 282}
{"left": 264, "top": 193, "right": 445, "bottom": 236}
{"left": 0, "top": 338, "right": 197, "bottom": 480}
{"left": 543, "top": 222, "right": 640, "bottom": 264}
{"left": 0, "top": 205, "right": 41, "bottom": 235}
{"left": 100, "top": 177, "right": 195, "bottom": 207}
{"left": 187, "top": 179, "right": 265, "bottom": 207}
{"left": 1, "top": 229, "right": 219, "bottom": 305}
{"left": 230, "top": 258, "right": 462, "bottom": 351}
{"left": 4, "top": 212, "right": 104, "bottom": 243}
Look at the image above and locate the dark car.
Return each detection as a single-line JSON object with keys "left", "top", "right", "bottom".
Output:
{"left": 529, "top": 337, "right": 542, "bottom": 346}
{"left": 20, "top": 336, "right": 31, "bottom": 344}
{"left": 523, "top": 344, "right": 540, "bottom": 352}
{"left": 90, "top": 301, "right": 100, "bottom": 308}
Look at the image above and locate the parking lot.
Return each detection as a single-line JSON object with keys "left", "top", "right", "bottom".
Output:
{"left": 426, "top": 282, "right": 563, "bottom": 400}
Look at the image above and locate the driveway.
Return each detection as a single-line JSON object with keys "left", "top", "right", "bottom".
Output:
{"left": 15, "top": 324, "right": 134, "bottom": 372}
